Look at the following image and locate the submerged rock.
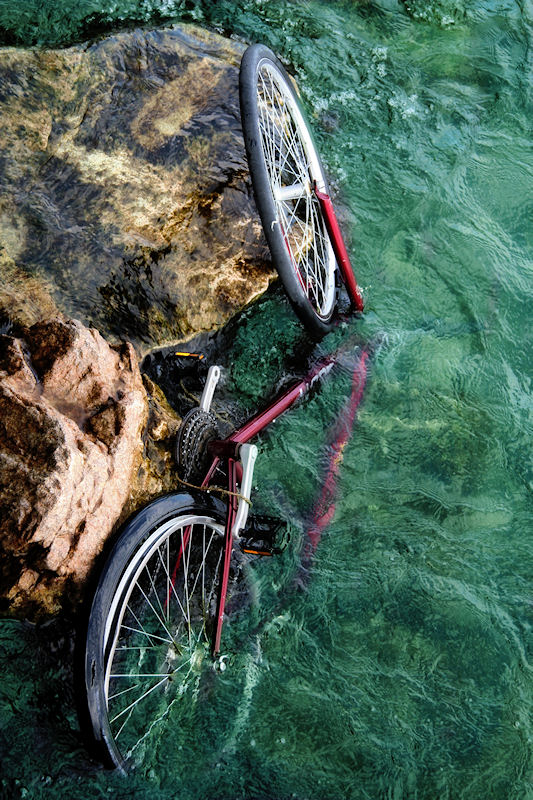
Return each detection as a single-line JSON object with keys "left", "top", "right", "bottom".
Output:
{"left": 0, "top": 25, "right": 274, "bottom": 351}
{"left": 0, "top": 317, "right": 150, "bottom": 617}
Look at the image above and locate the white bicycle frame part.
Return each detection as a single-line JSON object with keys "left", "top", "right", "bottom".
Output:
{"left": 200, "top": 365, "right": 221, "bottom": 412}
{"left": 198, "top": 366, "right": 257, "bottom": 536}
{"left": 232, "top": 443, "right": 258, "bottom": 539}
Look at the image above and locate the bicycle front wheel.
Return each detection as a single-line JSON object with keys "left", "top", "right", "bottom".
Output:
{"left": 240, "top": 44, "right": 337, "bottom": 338}
{"left": 85, "top": 493, "right": 228, "bottom": 770}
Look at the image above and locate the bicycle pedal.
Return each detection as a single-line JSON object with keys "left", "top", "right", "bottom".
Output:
{"left": 240, "top": 515, "right": 287, "bottom": 557}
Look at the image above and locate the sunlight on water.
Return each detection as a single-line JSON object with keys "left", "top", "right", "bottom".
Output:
{"left": 0, "top": 1, "right": 531, "bottom": 798}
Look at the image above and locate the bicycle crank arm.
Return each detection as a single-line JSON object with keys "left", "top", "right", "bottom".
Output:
{"left": 232, "top": 443, "right": 258, "bottom": 539}
{"left": 199, "top": 365, "right": 221, "bottom": 412}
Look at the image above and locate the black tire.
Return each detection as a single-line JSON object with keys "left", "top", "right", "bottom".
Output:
{"left": 85, "top": 492, "right": 228, "bottom": 770}
{"left": 240, "top": 44, "right": 337, "bottom": 339}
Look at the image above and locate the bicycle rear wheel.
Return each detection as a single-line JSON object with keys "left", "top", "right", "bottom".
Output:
{"left": 85, "top": 493, "right": 228, "bottom": 770}
{"left": 240, "top": 44, "right": 337, "bottom": 339}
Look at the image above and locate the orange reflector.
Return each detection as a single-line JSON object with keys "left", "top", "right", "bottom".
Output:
{"left": 175, "top": 352, "right": 204, "bottom": 359}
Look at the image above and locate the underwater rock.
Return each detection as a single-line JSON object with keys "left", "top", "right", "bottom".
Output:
{"left": 0, "top": 316, "right": 149, "bottom": 617}
{"left": 0, "top": 25, "right": 274, "bottom": 352}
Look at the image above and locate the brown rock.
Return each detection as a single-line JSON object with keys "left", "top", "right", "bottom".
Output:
{"left": 0, "top": 25, "right": 274, "bottom": 352}
{"left": 121, "top": 373, "right": 183, "bottom": 524}
{"left": 0, "top": 317, "right": 148, "bottom": 617}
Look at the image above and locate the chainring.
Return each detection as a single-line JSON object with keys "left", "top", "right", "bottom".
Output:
{"left": 175, "top": 407, "right": 221, "bottom": 484}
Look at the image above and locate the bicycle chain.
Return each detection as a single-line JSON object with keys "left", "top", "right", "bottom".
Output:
{"left": 175, "top": 408, "right": 252, "bottom": 507}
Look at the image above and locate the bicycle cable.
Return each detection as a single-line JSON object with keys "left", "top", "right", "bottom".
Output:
{"left": 175, "top": 474, "right": 252, "bottom": 507}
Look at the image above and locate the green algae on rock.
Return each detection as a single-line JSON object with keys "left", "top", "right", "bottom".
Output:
{"left": 0, "top": 25, "right": 274, "bottom": 352}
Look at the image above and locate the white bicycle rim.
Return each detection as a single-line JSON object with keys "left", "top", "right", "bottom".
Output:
{"left": 102, "top": 514, "right": 225, "bottom": 763}
{"left": 256, "top": 59, "right": 336, "bottom": 320}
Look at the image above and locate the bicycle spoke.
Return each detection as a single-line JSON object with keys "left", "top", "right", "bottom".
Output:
{"left": 110, "top": 674, "right": 171, "bottom": 725}
{"left": 123, "top": 664, "right": 195, "bottom": 758}
{"left": 108, "top": 682, "right": 140, "bottom": 702}
{"left": 120, "top": 624, "right": 172, "bottom": 645}
{"left": 166, "top": 537, "right": 170, "bottom": 623}
{"left": 288, "top": 193, "right": 330, "bottom": 313}
{"left": 113, "top": 705, "right": 136, "bottom": 743}
{"left": 311, "top": 200, "right": 332, "bottom": 310}
{"left": 111, "top": 672, "right": 177, "bottom": 679}
{"left": 180, "top": 525, "right": 192, "bottom": 648}
{"left": 137, "top": 566, "right": 176, "bottom": 645}
{"left": 188, "top": 525, "right": 216, "bottom": 611}
{"left": 156, "top": 541, "right": 189, "bottom": 630}
{"left": 92, "top": 509, "right": 227, "bottom": 766}
{"left": 259, "top": 69, "right": 309, "bottom": 190}
{"left": 110, "top": 658, "right": 193, "bottom": 685}
{"left": 254, "top": 61, "right": 335, "bottom": 320}
{"left": 195, "top": 541, "right": 224, "bottom": 646}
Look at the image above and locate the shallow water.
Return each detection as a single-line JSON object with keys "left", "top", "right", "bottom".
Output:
{"left": 1, "top": 1, "right": 532, "bottom": 798}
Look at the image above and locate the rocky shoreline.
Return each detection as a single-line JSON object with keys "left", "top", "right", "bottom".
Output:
{"left": 0, "top": 23, "right": 275, "bottom": 618}
{"left": 0, "top": 316, "right": 180, "bottom": 617}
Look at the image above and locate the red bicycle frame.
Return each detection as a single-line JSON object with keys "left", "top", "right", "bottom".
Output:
{"left": 314, "top": 185, "right": 364, "bottom": 313}
{"left": 278, "top": 183, "right": 364, "bottom": 314}
{"left": 195, "top": 351, "right": 368, "bottom": 655}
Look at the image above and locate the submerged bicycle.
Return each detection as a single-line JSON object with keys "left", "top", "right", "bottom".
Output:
{"left": 84, "top": 44, "right": 366, "bottom": 770}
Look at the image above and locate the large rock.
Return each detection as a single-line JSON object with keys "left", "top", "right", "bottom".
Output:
{"left": 0, "top": 25, "right": 274, "bottom": 351}
{"left": 0, "top": 317, "right": 148, "bottom": 617}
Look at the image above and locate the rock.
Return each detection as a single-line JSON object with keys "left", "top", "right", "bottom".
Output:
{"left": 0, "top": 317, "right": 148, "bottom": 617}
{"left": 0, "top": 25, "right": 274, "bottom": 352}
{"left": 122, "top": 373, "right": 183, "bottom": 523}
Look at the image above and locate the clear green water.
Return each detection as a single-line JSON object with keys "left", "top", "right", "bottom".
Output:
{"left": 1, "top": 1, "right": 532, "bottom": 798}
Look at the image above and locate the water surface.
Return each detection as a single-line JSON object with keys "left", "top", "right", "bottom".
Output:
{"left": 0, "top": 1, "right": 531, "bottom": 798}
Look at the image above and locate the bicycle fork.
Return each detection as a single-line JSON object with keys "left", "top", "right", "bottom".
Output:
{"left": 314, "top": 184, "right": 364, "bottom": 313}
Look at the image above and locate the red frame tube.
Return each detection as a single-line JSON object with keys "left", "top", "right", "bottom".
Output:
{"left": 213, "top": 458, "right": 238, "bottom": 654}
{"left": 229, "top": 358, "right": 335, "bottom": 445}
{"left": 314, "top": 186, "right": 364, "bottom": 312}
{"left": 204, "top": 349, "right": 367, "bottom": 655}
{"left": 230, "top": 382, "right": 305, "bottom": 444}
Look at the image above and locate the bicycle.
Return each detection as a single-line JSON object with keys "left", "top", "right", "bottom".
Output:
{"left": 239, "top": 44, "right": 364, "bottom": 337}
{"left": 83, "top": 44, "right": 366, "bottom": 770}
